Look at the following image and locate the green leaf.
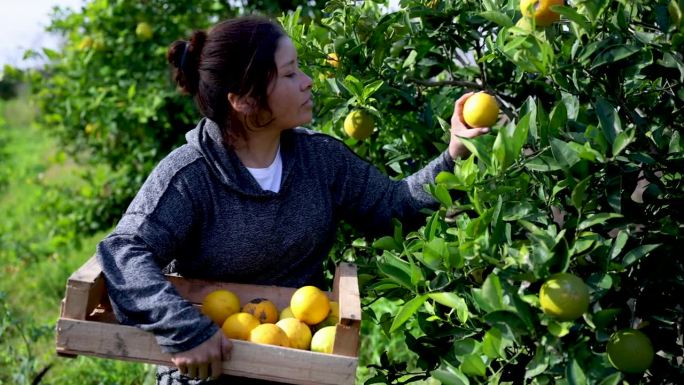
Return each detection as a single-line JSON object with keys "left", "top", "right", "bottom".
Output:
{"left": 42, "top": 47, "right": 61, "bottom": 60}
{"left": 482, "top": 328, "right": 507, "bottom": 359}
{"left": 127, "top": 83, "right": 136, "bottom": 100}
{"left": 553, "top": 5, "right": 591, "bottom": 31}
{"left": 598, "top": 372, "right": 622, "bottom": 385}
{"left": 571, "top": 176, "right": 591, "bottom": 210}
{"left": 548, "top": 320, "right": 573, "bottom": 337}
{"left": 550, "top": 138, "right": 580, "bottom": 168}
{"left": 377, "top": 259, "right": 413, "bottom": 289}
{"left": 423, "top": 238, "right": 448, "bottom": 269}
{"left": 578, "top": 213, "right": 623, "bottom": 230}
{"left": 483, "top": 311, "right": 529, "bottom": 341}
{"left": 609, "top": 230, "right": 629, "bottom": 259}
{"left": 622, "top": 244, "right": 661, "bottom": 266}
{"left": 453, "top": 338, "right": 480, "bottom": 356}
{"left": 594, "top": 98, "right": 622, "bottom": 144}
{"left": 373, "top": 236, "right": 401, "bottom": 251}
{"left": 472, "top": 274, "right": 504, "bottom": 313}
{"left": 566, "top": 359, "right": 587, "bottom": 385}
{"left": 525, "top": 155, "right": 563, "bottom": 172}
{"left": 459, "top": 136, "right": 493, "bottom": 171}
{"left": 429, "top": 292, "right": 469, "bottom": 323}
{"left": 525, "top": 346, "right": 548, "bottom": 379}
{"left": 591, "top": 45, "right": 641, "bottom": 70}
{"left": 460, "top": 354, "right": 487, "bottom": 377}
{"left": 479, "top": 11, "right": 514, "bottom": 27}
{"left": 389, "top": 294, "right": 428, "bottom": 333}
{"left": 432, "top": 184, "right": 453, "bottom": 207}
{"left": 361, "top": 80, "right": 384, "bottom": 102}
{"left": 612, "top": 129, "right": 634, "bottom": 157}
{"left": 432, "top": 365, "right": 470, "bottom": 385}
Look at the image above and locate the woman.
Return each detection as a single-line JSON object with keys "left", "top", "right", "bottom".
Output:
{"left": 96, "top": 15, "right": 490, "bottom": 385}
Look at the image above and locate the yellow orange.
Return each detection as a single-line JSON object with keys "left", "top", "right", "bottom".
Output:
{"left": 242, "top": 298, "right": 279, "bottom": 324}
{"left": 248, "top": 324, "right": 290, "bottom": 347}
{"left": 290, "top": 286, "right": 330, "bottom": 325}
{"left": 201, "top": 289, "right": 241, "bottom": 326}
{"left": 221, "top": 312, "right": 260, "bottom": 340}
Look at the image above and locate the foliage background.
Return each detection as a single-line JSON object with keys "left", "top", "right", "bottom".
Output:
{"left": 1, "top": 0, "right": 683, "bottom": 384}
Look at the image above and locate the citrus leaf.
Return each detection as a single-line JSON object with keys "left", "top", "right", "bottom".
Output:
{"left": 571, "top": 176, "right": 591, "bottom": 210}
{"left": 591, "top": 45, "right": 641, "bottom": 70}
{"left": 598, "top": 372, "right": 622, "bottom": 385}
{"left": 552, "top": 5, "right": 591, "bottom": 31}
{"left": 372, "top": 236, "right": 401, "bottom": 251}
{"left": 479, "top": 11, "right": 514, "bottom": 27}
{"left": 432, "top": 365, "right": 470, "bottom": 385}
{"left": 567, "top": 358, "right": 587, "bottom": 385}
{"left": 460, "top": 354, "right": 486, "bottom": 377}
{"left": 578, "top": 213, "right": 623, "bottom": 230}
{"left": 612, "top": 129, "right": 635, "bottom": 157}
{"left": 525, "top": 346, "right": 548, "bottom": 379}
{"left": 472, "top": 274, "right": 504, "bottom": 313}
{"left": 389, "top": 294, "right": 428, "bottom": 333}
{"left": 428, "top": 292, "right": 469, "bottom": 323}
{"left": 622, "top": 244, "right": 661, "bottom": 266}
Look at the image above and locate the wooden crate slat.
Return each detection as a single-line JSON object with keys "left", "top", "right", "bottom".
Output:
{"left": 56, "top": 319, "right": 356, "bottom": 385}
{"left": 332, "top": 263, "right": 362, "bottom": 325}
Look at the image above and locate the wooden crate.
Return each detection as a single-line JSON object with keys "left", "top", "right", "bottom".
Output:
{"left": 56, "top": 256, "right": 362, "bottom": 385}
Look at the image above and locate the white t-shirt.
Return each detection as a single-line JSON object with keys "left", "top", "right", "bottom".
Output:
{"left": 245, "top": 146, "right": 283, "bottom": 193}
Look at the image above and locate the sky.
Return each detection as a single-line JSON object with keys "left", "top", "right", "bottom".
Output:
{"left": 0, "top": 0, "right": 85, "bottom": 69}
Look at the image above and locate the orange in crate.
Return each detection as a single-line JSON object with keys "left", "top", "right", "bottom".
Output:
{"left": 55, "top": 256, "right": 361, "bottom": 385}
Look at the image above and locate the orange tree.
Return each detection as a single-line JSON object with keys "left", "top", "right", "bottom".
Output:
{"left": 282, "top": 0, "right": 683, "bottom": 383}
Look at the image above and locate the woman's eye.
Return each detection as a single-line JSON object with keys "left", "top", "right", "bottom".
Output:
{"left": 285, "top": 73, "right": 296, "bottom": 78}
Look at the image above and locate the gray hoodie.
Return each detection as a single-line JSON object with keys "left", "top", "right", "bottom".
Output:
{"left": 97, "top": 117, "right": 454, "bottom": 356}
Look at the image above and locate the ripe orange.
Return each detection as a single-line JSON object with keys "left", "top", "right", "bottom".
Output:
{"left": 462, "top": 92, "right": 499, "bottom": 128}
{"left": 221, "top": 312, "right": 260, "bottom": 340}
{"left": 276, "top": 318, "right": 312, "bottom": 350}
{"left": 520, "top": 0, "right": 564, "bottom": 27}
{"left": 343, "top": 110, "right": 375, "bottom": 141}
{"left": 201, "top": 289, "right": 241, "bottom": 326}
{"left": 290, "top": 286, "right": 330, "bottom": 325}
{"left": 242, "top": 298, "right": 279, "bottom": 324}
{"left": 313, "top": 301, "right": 339, "bottom": 331}
{"left": 607, "top": 329, "right": 655, "bottom": 373}
{"left": 539, "top": 273, "right": 590, "bottom": 321}
{"left": 310, "top": 326, "right": 336, "bottom": 354}
{"left": 326, "top": 53, "right": 339, "bottom": 68}
{"left": 248, "top": 324, "right": 290, "bottom": 347}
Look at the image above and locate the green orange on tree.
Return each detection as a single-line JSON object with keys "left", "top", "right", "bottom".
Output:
{"left": 539, "top": 272, "right": 590, "bottom": 321}
{"left": 607, "top": 329, "right": 655, "bottom": 373}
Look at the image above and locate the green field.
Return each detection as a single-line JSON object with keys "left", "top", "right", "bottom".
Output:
{"left": 0, "top": 96, "right": 155, "bottom": 384}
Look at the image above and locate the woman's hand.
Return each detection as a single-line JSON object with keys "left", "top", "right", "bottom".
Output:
{"left": 171, "top": 330, "right": 233, "bottom": 380}
{"left": 448, "top": 92, "right": 492, "bottom": 160}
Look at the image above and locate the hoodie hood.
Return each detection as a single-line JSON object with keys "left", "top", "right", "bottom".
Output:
{"left": 185, "top": 118, "right": 295, "bottom": 197}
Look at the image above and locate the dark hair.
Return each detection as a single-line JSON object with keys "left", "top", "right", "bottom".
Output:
{"left": 167, "top": 16, "right": 286, "bottom": 144}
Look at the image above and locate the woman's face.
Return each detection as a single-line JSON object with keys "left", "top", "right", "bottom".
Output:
{"left": 265, "top": 36, "right": 313, "bottom": 130}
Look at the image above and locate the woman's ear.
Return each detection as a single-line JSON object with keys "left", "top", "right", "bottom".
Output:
{"left": 227, "top": 93, "right": 257, "bottom": 115}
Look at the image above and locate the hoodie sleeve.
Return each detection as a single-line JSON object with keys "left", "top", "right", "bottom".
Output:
{"left": 96, "top": 160, "right": 219, "bottom": 354}
{"left": 331, "top": 140, "right": 455, "bottom": 236}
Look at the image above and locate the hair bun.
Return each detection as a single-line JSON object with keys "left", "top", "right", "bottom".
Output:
{"left": 167, "top": 30, "right": 207, "bottom": 95}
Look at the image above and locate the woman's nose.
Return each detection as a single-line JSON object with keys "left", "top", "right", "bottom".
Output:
{"left": 301, "top": 72, "right": 313, "bottom": 90}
